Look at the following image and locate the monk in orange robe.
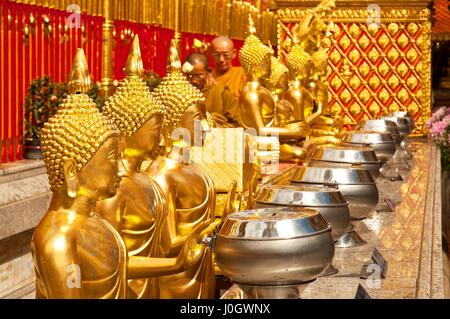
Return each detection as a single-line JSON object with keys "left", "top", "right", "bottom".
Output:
{"left": 184, "top": 52, "right": 238, "bottom": 128}
{"left": 210, "top": 36, "right": 247, "bottom": 101}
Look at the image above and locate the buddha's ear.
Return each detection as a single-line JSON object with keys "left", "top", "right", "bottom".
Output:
{"left": 63, "top": 159, "right": 78, "bottom": 198}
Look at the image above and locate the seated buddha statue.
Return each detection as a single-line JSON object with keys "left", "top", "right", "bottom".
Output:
{"left": 260, "top": 54, "right": 316, "bottom": 162}
{"left": 308, "top": 47, "right": 345, "bottom": 140}
{"left": 145, "top": 38, "right": 221, "bottom": 299}
{"left": 284, "top": 24, "right": 341, "bottom": 146}
{"left": 238, "top": 16, "right": 309, "bottom": 156}
{"left": 32, "top": 49, "right": 208, "bottom": 299}
{"left": 96, "top": 36, "right": 178, "bottom": 299}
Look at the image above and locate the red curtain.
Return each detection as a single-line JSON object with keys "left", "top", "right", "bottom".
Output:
{"left": 113, "top": 21, "right": 175, "bottom": 80}
{"left": 112, "top": 23, "right": 244, "bottom": 80}
{"left": 0, "top": 1, "right": 104, "bottom": 163}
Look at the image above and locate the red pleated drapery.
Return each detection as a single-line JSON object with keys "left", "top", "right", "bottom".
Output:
{"left": 0, "top": 2, "right": 105, "bottom": 163}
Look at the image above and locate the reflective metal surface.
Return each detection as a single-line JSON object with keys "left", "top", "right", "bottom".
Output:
{"left": 309, "top": 160, "right": 381, "bottom": 180}
{"left": 310, "top": 145, "right": 381, "bottom": 178}
{"left": 389, "top": 111, "right": 415, "bottom": 132}
{"left": 381, "top": 116, "right": 410, "bottom": 136}
{"left": 254, "top": 184, "right": 350, "bottom": 240}
{"left": 292, "top": 164, "right": 375, "bottom": 185}
{"left": 342, "top": 131, "right": 394, "bottom": 144}
{"left": 335, "top": 230, "right": 367, "bottom": 248}
{"left": 356, "top": 119, "right": 401, "bottom": 145}
{"left": 215, "top": 207, "right": 335, "bottom": 285}
{"left": 342, "top": 131, "right": 396, "bottom": 163}
{"left": 218, "top": 207, "right": 331, "bottom": 239}
{"left": 290, "top": 165, "right": 379, "bottom": 220}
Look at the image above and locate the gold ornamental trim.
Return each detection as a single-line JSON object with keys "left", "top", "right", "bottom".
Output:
{"left": 277, "top": 8, "right": 431, "bottom": 23}
{"left": 9, "top": 0, "right": 278, "bottom": 42}
{"left": 274, "top": 0, "right": 432, "bottom": 9}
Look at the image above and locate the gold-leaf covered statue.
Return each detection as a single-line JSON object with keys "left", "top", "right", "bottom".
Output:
{"left": 32, "top": 49, "right": 208, "bottom": 299}
{"left": 291, "top": 0, "right": 345, "bottom": 141}
{"left": 238, "top": 15, "right": 309, "bottom": 145}
{"left": 146, "top": 38, "right": 218, "bottom": 299}
{"left": 284, "top": 42, "right": 317, "bottom": 124}
{"left": 97, "top": 36, "right": 192, "bottom": 299}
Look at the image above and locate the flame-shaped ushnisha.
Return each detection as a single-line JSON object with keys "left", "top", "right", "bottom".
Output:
{"left": 239, "top": 14, "right": 272, "bottom": 76}
{"left": 152, "top": 38, "right": 205, "bottom": 133}
{"left": 41, "top": 49, "right": 119, "bottom": 191}
{"left": 102, "top": 35, "right": 164, "bottom": 137}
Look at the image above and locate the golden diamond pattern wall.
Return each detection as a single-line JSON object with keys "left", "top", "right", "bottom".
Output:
{"left": 277, "top": 7, "right": 432, "bottom": 136}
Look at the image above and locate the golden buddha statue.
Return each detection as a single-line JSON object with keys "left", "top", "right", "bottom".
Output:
{"left": 293, "top": 0, "right": 344, "bottom": 141}
{"left": 32, "top": 49, "right": 208, "bottom": 299}
{"left": 145, "top": 38, "right": 219, "bottom": 299}
{"left": 308, "top": 49, "right": 341, "bottom": 138}
{"left": 308, "top": 47, "right": 345, "bottom": 140}
{"left": 284, "top": 42, "right": 318, "bottom": 126}
{"left": 258, "top": 54, "right": 315, "bottom": 162}
{"left": 238, "top": 15, "right": 309, "bottom": 151}
{"left": 96, "top": 36, "right": 178, "bottom": 299}
{"left": 264, "top": 56, "right": 293, "bottom": 126}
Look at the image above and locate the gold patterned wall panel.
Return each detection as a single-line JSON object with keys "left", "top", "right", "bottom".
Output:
{"left": 277, "top": 7, "right": 432, "bottom": 136}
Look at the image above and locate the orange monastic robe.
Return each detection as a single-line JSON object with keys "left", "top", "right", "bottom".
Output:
{"left": 202, "top": 83, "right": 239, "bottom": 128}
{"left": 214, "top": 67, "right": 247, "bottom": 101}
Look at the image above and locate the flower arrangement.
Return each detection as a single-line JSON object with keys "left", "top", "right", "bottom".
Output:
{"left": 142, "top": 70, "right": 162, "bottom": 92}
{"left": 426, "top": 106, "right": 450, "bottom": 171}
{"left": 87, "top": 82, "right": 106, "bottom": 111}
{"left": 23, "top": 76, "right": 68, "bottom": 140}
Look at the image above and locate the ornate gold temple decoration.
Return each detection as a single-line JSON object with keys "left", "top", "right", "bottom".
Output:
{"left": 41, "top": 49, "right": 119, "bottom": 191}
{"left": 11, "top": 0, "right": 277, "bottom": 43}
{"left": 103, "top": 36, "right": 164, "bottom": 136}
{"left": 101, "top": 0, "right": 115, "bottom": 97}
{"left": 192, "top": 128, "right": 258, "bottom": 193}
{"left": 33, "top": 36, "right": 211, "bottom": 301}
{"left": 277, "top": 4, "right": 432, "bottom": 136}
{"left": 97, "top": 36, "right": 174, "bottom": 299}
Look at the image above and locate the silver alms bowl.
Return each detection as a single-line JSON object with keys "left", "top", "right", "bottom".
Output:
{"left": 215, "top": 207, "right": 335, "bottom": 286}
{"left": 356, "top": 119, "right": 402, "bottom": 146}
{"left": 309, "top": 145, "right": 382, "bottom": 179}
{"left": 342, "top": 131, "right": 396, "bottom": 163}
{"left": 254, "top": 184, "right": 351, "bottom": 240}
{"left": 290, "top": 165, "right": 379, "bottom": 220}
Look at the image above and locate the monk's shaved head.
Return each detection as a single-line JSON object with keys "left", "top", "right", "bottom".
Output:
{"left": 184, "top": 53, "right": 209, "bottom": 90}
{"left": 211, "top": 36, "right": 235, "bottom": 51}
{"left": 186, "top": 52, "right": 209, "bottom": 69}
{"left": 210, "top": 35, "right": 237, "bottom": 75}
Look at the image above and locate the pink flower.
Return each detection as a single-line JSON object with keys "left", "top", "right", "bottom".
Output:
{"left": 430, "top": 116, "right": 449, "bottom": 137}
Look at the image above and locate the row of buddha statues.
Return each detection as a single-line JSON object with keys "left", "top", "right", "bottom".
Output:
{"left": 31, "top": 0, "right": 349, "bottom": 299}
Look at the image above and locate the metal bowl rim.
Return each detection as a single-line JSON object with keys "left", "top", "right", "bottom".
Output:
{"left": 255, "top": 199, "right": 349, "bottom": 208}
{"left": 217, "top": 226, "right": 332, "bottom": 241}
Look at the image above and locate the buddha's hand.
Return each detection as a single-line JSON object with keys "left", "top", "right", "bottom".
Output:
{"left": 285, "top": 121, "right": 310, "bottom": 136}
{"left": 178, "top": 221, "right": 210, "bottom": 270}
